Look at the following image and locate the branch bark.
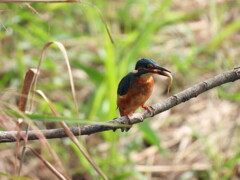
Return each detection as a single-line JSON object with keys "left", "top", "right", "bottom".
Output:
{"left": 1, "top": 68, "right": 240, "bottom": 143}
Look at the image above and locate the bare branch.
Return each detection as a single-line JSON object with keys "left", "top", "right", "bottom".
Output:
{"left": 0, "top": 68, "right": 239, "bottom": 143}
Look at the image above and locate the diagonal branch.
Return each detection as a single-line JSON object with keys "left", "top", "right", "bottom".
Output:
{"left": 1, "top": 68, "right": 239, "bottom": 143}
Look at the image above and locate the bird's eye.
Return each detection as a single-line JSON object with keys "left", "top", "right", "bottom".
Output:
{"left": 147, "top": 64, "right": 153, "bottom": 68}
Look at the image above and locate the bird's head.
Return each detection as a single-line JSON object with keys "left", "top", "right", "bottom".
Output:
{"left": 135, "top": 58, "right": 171, "bottom": 77}
{"left": 135, "top": 58, "right": 173, "bottom": 93}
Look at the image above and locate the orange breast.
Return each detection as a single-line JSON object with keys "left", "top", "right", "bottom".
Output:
{"left": 117, "top": 75, "right": 154, "bottom": 116}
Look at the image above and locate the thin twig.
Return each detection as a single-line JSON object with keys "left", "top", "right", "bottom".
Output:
{"left": 0, "top": 68, "right": 239, "bottom": 143}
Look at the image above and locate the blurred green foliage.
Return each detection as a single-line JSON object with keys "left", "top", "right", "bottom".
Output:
{"left": 1, "top": 1, "right": 240, "bottom": 179}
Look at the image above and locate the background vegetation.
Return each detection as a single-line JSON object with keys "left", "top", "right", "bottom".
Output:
{"left": 0, "top": 1, "right": 240, "bottom": 179}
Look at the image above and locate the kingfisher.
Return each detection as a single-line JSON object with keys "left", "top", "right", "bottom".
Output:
{"left": 117, "top": 58, "right": 173, "bottom": 131}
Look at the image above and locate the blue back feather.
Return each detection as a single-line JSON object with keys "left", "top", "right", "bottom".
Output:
{"left": 117, "top": 70, "right": 150, "bottom": 96}
{"left": 117, "top": 72, "right": 135, "bottom": 96}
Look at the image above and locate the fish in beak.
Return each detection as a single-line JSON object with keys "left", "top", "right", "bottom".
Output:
{"left": 151, "top": 66, "right": 173, "bottom": 94}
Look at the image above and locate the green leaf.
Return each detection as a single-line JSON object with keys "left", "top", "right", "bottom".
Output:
{"left": 139, "top": 120, "right": 167, "bottom": 153}
{"left": 2, "top": 110, "right": 129, "bottom": 128}
{"left": 72, "top": 61, "right": 104, "bottom": 84}
{"left": 207, "top": 18, "right": 240, "bottom": 53}
{"left": 218, "top": 88, "right": 240, "bottom": 101}
{"left": 0, "top": 172, "right": 34, "bottom": 180}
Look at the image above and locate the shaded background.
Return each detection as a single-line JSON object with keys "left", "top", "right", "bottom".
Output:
{"left": 0, "top": 1, "right": 240, "bottom": 179}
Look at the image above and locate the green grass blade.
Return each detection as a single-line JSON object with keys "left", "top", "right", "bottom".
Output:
{"left": 72, "top": 60, "right": 104, "bottom": 84}
{"left": 87, "top": 83, "right": 106, "bottom": 120}
{"left": 0, "top": 172, "right": 34, "bottom": 180}
{"left": 139, "top": 120, "right": 166, "bottom": 153}
{"left": 207, "top": 18, "right": 240, "bottom": 53}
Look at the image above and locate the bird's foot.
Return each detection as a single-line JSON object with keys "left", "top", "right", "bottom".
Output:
{"left": 112, "top": 116, "right": 132, "bottom": 132}
{"left": 120, "top": 115, "right": 132, "bottom": 132}
{"left": 141, "top": 105, "right": 151, "bottom": 112}
{"left": 141, "top": 105, "right": 155, "bottom": 117}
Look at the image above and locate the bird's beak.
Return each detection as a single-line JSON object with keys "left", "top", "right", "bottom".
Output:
{"left": 152, "top": 66, "right": 173, "bottom": 94}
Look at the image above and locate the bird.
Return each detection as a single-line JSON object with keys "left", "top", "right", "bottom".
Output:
{"left": 117, "top": 58, "right": 173, "bottom": 131}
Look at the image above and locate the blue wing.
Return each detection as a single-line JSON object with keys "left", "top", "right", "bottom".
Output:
{"left": 117, "top": 72, "right": 135, "bottom": 96}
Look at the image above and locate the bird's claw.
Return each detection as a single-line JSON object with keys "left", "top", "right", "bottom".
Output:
{"left": 112, "top": 116, "right": 132, "bottom": 132}
{"left": 141, "top": 105, "right": 151, "bottom": 112}
{"left": 120, "top": 115, "right": 132, "bottom": 132}
{"left": 149, "top": 106, "right": 155, "bottom": 117}
{"left": 120, "top": 117, "right": 132, "bottom": 132}
{"left": 142, "top": 105, "right": 155, "bottom": 117}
